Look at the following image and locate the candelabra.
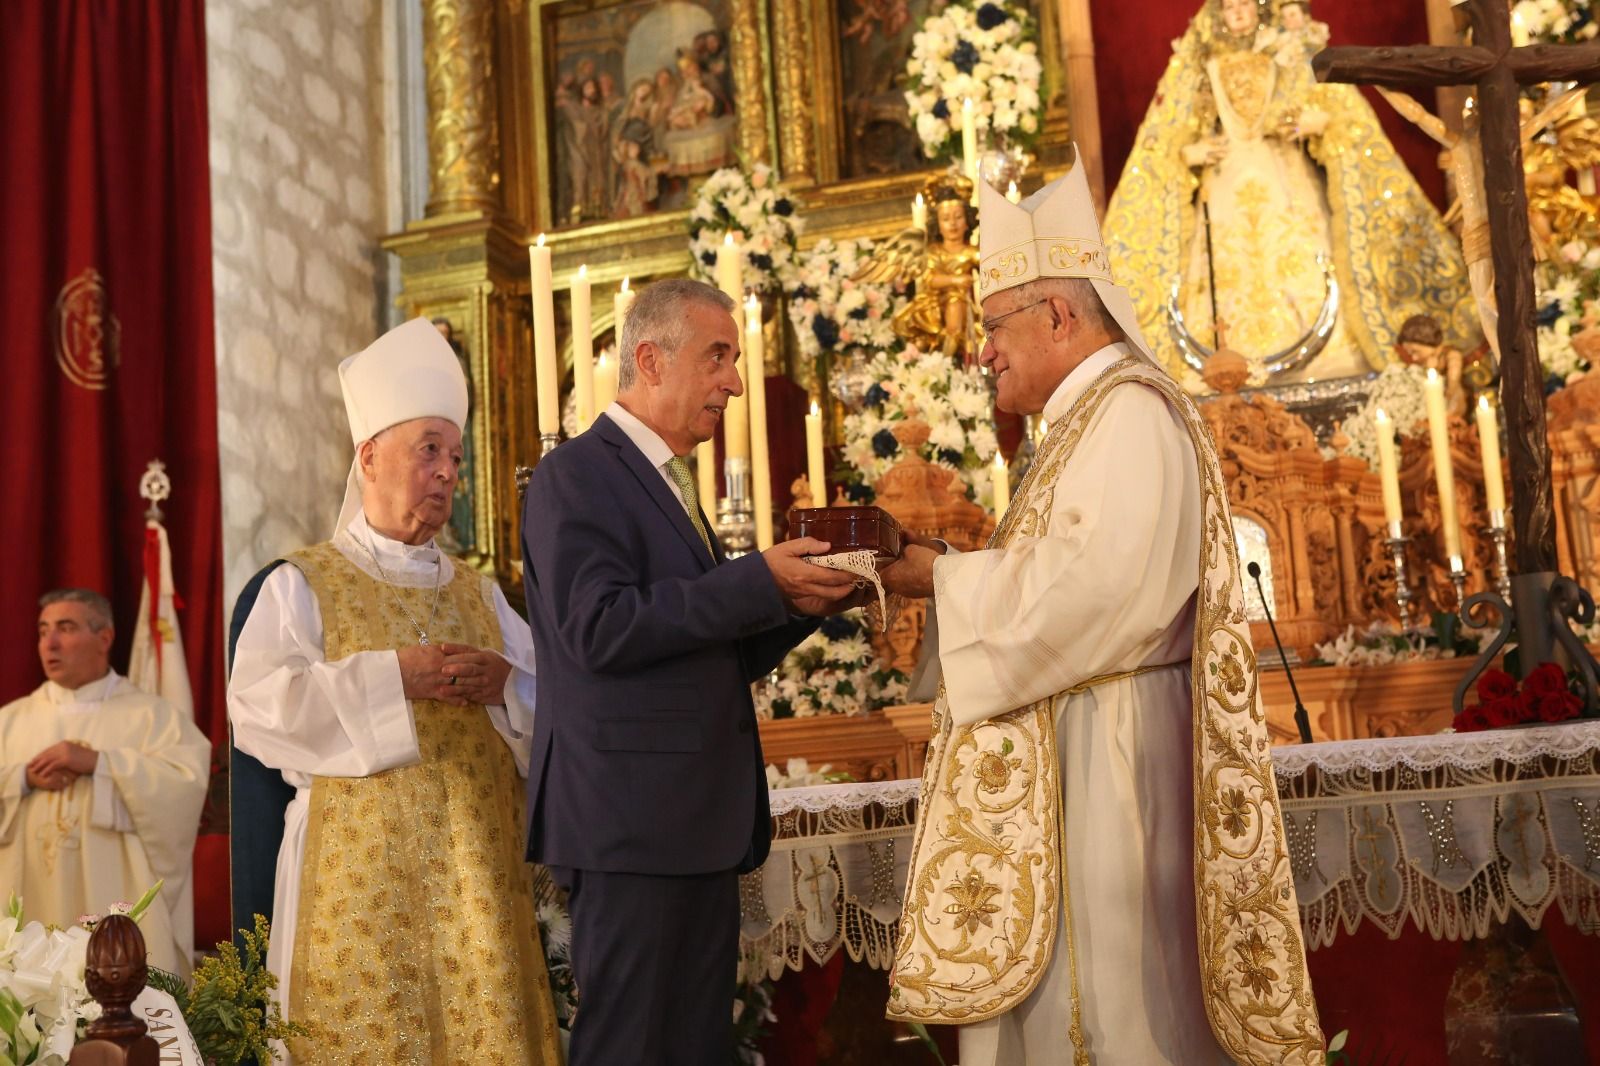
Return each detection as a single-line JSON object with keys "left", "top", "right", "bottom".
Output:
{"left": 1383, "top": 522, "right": 1415, "bottom": 632}
{"left": 717, "top": 457, "right": 756, "bottom": 559}
{"left": 1485, "top": 509, "right": 1513, "bottom": 605}
{"left": 540, "top": 432, "right": 561, "bottom": 457}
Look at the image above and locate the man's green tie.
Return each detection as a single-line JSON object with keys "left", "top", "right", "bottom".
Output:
{"left": 665, "top": 456, "right": 715, "bottom": 560}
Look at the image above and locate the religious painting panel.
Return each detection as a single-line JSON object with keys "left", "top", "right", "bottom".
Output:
{"left": 541, "top": 0, "right": 740, "bottom": 227}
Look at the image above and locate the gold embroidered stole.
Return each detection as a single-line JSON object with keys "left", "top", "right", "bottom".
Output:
{"left": 285, "top": 542, "right": 561, "bottom": 1065}
{"left": 887, "top": 359, "right": 1325, "bottom": 1064}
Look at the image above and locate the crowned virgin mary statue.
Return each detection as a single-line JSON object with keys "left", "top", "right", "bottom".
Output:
{"left": 1104, "top": 0, "right": 1476, "bottom": 386}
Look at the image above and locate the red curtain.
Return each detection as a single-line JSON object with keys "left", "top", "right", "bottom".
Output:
{"left": 1092, "top": 0, "right": 1448, "bottom": 210}
{"left": 0, "top": 1, "right": 225, "bottom": 933}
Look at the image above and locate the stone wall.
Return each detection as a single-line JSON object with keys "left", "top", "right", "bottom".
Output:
{"left": 208, "top": 0, "right": 397, "bottom": 611}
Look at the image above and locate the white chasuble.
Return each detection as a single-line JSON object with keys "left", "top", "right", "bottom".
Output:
{"left": 888, "top": 347, "right": 1323, "bottom": 1064}
{"left": 0, "top": 673, "right": 210, "bottom": 976}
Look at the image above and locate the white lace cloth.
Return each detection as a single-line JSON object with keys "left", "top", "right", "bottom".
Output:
{"left": 740, "top": 722, "right": 1600, "bottom": 974}
{"left": 1276, "top": 720, "right": 1600, "bottom": 948}
{"left": 739, "top": 780, "right": 919, "bottom": 980}
{"left": 805, "top": 551, "right": 888, "bottom": 625}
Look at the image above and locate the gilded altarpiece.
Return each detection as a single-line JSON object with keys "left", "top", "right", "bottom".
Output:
{"left": 384, "top": 0, "right": 1095, "bottom": 587}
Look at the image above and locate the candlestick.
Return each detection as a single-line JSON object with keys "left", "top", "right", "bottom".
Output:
{"left": 717, "top": 457, "right": 756, "bottom": 559}
{"left": 1384, "top": 524, "right": 1415, "bottom": 631}
{"left": 613, "top": 276, "right": 634, "bottom": 337}
{"left": 1485, "top": 518, "right": 1512, "bottom": 605}
{"left": 961, "top": 98, "right": 977, "bottom": 185}
{"left": 1448, "top": 553, "right": 1468, "bottom": 611}
{"left": 1373, "top": 408, "right": 1404, "bottom": 527}
{"left": 530, "top": 234, "right": 559, "bottom": 438}
{"left": 1422, "top": 369, "right": 1462, "bottom": 559}
{"left": 696, "top": 438, "right": 717, "bottom": 517}
{"left": 1475, "top": 395, "right": 1506, "bottom": 514}
{"left": 572, "top": 265, "right": 594, "bottom": 431}
{"left": 745, "top": 297, "right": 773, "bottom": 550}
{"left": 912, "top": 193, "right": 927, "bottom": 231}
{"left": 805, "top": 401, "right": 826, "bottom": 507}
{"left": 990, "top": 451, "right": 1010, "bottom": 520}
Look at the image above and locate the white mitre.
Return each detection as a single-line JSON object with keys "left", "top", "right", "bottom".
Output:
{"left": 332, "top": 317, "right": 469, "bottom": 536}
{"left": 977, "top": 150, "right": 1157, "bottom": 365}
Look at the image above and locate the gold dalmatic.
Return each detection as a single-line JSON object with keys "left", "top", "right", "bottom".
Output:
{"left": 286, "top": 542, "right": 562, "bottom": 1065}
{"left": 887, "top": 358, "right": 1325, "bottom": 1064}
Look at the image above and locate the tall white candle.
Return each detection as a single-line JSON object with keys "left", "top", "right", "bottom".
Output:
{"left": 594, "top": 352, "right": 617, "bottom": 412}
{"left": 613, "top": 276, "right": 634, "bottom": 337}
{"left": 697, "top": 439, "right": 718, "bottom": 516}
{"left": 1373, "top": 408, "right": 1404, "bottom": 528}
{"left": 1511, "top": 9, "right": 1530, "bottom": 47}
{"left": 745, "top": 298, "right": 773, "bottom": 550}
{"left": 572, "top": 265, "right": 594, "bottom": 431}
{"left": 961, "top": 98, "right": 977, "bottom": 185}
{"left": 1423, "top": 369, "right": 1462, "bottom": 559}
{"left": 530, "top": 234, "right": 559, "bottom": 436}
{"left": 912, "top": 193, "right": 927, "bottom": 231}
{"left": 805, "top": 402, "right": 826, "bottom": 508}
{"left": 716, "top": 233, "right": 743, "bottom": 305}
{"left": 990, "top": 452, "right": 1010, "bottom": 521}
{"left": 1476, "top": 395, "right": 1507, "bottom": 516}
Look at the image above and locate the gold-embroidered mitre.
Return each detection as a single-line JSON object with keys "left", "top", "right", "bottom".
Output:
{"left": 976, "top": 152, "right": 1156, "bottom": 363}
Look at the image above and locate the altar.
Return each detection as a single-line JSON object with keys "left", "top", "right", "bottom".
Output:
{"left": 746, "top": 723, "right": 1600, "bottom": 1065}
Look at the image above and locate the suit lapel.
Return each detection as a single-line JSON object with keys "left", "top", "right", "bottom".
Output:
{"left": 594, "top": 415, "right": 716, "bottom": 572}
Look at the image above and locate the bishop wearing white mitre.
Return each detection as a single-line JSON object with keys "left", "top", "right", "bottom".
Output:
{"left": 880, "top": 158, "right": 1324, "bottom": 1064}
{"left": 228, "top": 319, "right": 560, "bottom": 1063}
{"left": 1, "top": 589, "right": 210, "bottom": 976}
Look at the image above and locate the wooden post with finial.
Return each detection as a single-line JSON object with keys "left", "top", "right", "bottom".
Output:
{"left": 68, "top": 915, "right": 160, "bottom": 1066}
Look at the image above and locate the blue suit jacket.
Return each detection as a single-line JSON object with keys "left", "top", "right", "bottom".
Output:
{"left": 521, "top": 413, "right": 816, "bottom": 875}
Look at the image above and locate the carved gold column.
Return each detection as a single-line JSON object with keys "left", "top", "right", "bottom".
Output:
{"left": 422, "top": 0, "right": 500, "bottom": 217}
{"left": 730, "top": 0, "right": 772, "bottom": 166}
{"left": 771, "top": 0, "right": 816, "bottom": 185}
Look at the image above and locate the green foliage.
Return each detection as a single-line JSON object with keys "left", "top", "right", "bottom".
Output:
{"left": 908, "top": 1021, "right": 948, "bottom": 1065}
{"left": 179, "top": 915, "right": 304, "bottom": 1065}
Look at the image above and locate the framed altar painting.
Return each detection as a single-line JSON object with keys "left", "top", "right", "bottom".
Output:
{"left": 537, "top": 0, "right": 752, "bottom": 227}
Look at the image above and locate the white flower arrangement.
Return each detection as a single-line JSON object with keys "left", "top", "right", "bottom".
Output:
{"left": 1534, "top": 241, "right": 1600, "bottom": 387}
{"left": 753, "top": 610, "right": 908, "bottom": 719}
{"left": 687, "top": 164, "right": 803, "bottom": 295}
{"left": 786, "top": 239, "right": 908, "bottom": 364}
{"left": 840, "top": 346, "right": 1000, "bottom": 504}
{"left": 763, "top": 757, "right": 850, "bottom": 790}
{"left": 1335, "top": 363, "right": 1429, "bottom": 468}
{"left": 904, "top": 0, "right": 1044, "bottom": 160}
{"left": 1512, "top": 0, "right": 1600, "bottom": 42}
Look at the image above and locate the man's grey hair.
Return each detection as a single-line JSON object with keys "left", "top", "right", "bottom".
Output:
{"left": 1014, "top": 276, "right": 1122, "bottom": 338}
{"left": 39, "top": 588, "right": 114, "bottom": 632}
{"left": 617, "top": 279, "right": 736, "bottom": 391}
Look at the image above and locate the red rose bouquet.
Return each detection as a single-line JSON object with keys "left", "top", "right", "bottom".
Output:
{"left": 1453, "top": 663, "right": 1584, "bottom": 732}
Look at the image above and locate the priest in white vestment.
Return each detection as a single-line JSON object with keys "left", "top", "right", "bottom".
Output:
{"left": 1, "top": 588, "right": 209, "bottom": 977}
{"left": 227, "top": 318, "right": 560, "bottom": 1064}
{"left": 882, "top": 160, "right": 1323, "bottom": 1064}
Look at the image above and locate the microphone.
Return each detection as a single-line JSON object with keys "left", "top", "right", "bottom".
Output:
{"left": 1247, "top": 561, "right": 1313, "bottom": 745}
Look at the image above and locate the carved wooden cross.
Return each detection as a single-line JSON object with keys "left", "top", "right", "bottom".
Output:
{"left": 1314, "top": 0, "right": 1600, "bottom": 573}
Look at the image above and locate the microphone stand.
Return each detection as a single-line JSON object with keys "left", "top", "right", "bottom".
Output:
{"left": 1248, "top": 561, "right": 1313, "bottom": 745}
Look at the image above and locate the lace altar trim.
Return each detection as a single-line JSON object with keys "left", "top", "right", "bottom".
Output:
{"left": 767, "top": 779, "right": 922, "bottom": 819}
{"left": 1271, "top": 721, "right": 1600, "bottom": 779}
{"left": 740, "top": 781, "right": 919, "bottom": 981}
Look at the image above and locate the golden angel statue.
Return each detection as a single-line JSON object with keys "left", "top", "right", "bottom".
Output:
{"left": 1104, "top": 0, "right": 1476, "bottom": 387}
{"left": 854, "top": 173, "right": 981, "bottom": 363}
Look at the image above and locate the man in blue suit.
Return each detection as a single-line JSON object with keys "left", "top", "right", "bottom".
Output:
{"left": 522, "top": 278, "right": 860, "bottom": 1065}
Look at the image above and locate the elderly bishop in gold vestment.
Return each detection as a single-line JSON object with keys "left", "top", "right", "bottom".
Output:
{"left": 228, "top": 319, "right": 560, "bottom": 1064}
{"left": 881, "top": 159, "right": 1323, "bottom": 1064}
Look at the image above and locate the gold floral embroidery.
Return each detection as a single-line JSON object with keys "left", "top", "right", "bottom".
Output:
{"left": 1217, "top": 652, "right": 1247, "bottom": 695}
{"left": 974, "top": 740, "right": 1020, "bottom": 794}
{"left": 1233, "top": 928, "right": 1281, "bottom": 999}
{"left": 943, "top": 871, "right": 1003, "bottom": 935}
{"left": 1219, "top": 787, "right": 1252, "bottom": 839}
